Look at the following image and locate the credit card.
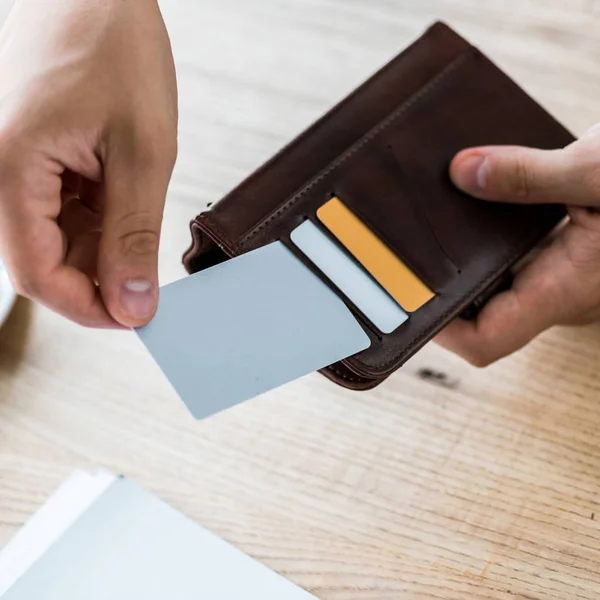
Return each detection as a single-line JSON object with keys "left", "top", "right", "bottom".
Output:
{"left": 317, "top": 197, "right": 435, "bottom": 312}
{"left": 290, "top": 220, "right": 408, "bottom": 333}
{"left": 135, "top": 242, "right": 371, "bottom": 419}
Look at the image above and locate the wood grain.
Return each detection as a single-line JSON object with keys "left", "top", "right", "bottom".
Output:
{"left": 1, "top": 1, "right": 600, "bottom": 598}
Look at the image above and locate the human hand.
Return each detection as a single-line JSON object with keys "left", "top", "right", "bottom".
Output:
{"left": 436, "top": 125, "right": 600, "bottom": 366}
{"left": 0, "top": 0, "right": 177, "bottom": 328}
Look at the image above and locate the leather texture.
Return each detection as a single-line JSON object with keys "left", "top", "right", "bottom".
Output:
{"left": 182, "top": 22, "right": 574, "bottom": 390}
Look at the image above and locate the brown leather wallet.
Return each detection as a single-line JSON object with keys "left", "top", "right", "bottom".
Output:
{"left": 182, "top": 21, "right": 574, "bottom": 391}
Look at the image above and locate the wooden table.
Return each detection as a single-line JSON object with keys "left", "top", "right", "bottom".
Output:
{"left": 1, "top": 1, "right": 600, "bottom": 598}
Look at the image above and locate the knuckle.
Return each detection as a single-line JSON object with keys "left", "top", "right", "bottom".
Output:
{"left": 467, "top": 355, "right": 493, "bottom": 369}
{"left": 110, "top": 113, "right": 177, "bottom": 174}
{"left": 131, "top": 119, "right": 178, "bottom": 172}
{"left": 463, "top": 343, "right": 496, "bottom": 368}
{"left": 155, "top": 138, "right": 177, "bottom": 174}
{"left": 11, "top": 269, "right": 46, "bottom": 299}
{"left": 566, "top": 141, "right": 600, "bottom": 199}
{"left": 155, "top": 122, "right": 178, "bottom": 167}
{"left": 116, "top": 222, "right": 160, "bottom": 258}
{"left": 0, "top": 142, "right": 24, "bottom": 187}
{"left": 165, "top": 135, "right": 178, "bottom": 169}
{"left": 509, "top": 155, "right": 531, "bottom": 198}
{"left": 583, "top": 168, "right": 600, "bottom": 199}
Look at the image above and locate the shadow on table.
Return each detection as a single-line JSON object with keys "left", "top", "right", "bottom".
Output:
{"left": 0, "top": 297, "right": 33, "bottom": 375}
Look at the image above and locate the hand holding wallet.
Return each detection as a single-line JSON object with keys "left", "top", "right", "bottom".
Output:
{"left": 180, "top": 22, "right": 573, "bottom": 396}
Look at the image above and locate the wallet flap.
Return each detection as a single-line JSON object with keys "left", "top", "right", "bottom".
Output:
{"left": 194, "top": 22, "right": 471, "bottom": 245}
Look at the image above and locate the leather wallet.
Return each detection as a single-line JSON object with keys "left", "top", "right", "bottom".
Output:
{"left": 182, "top": 21, "right": 574, "bottom": 391}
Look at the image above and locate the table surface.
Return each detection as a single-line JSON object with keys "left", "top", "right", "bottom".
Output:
{"left": 1, "top": 1, "right": 600, "bottom": 598}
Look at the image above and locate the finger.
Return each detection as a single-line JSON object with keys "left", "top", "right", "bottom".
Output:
{"left": 60, "top": 171, "right": 82, "bottom": 206}
{"left": 450, "top": 143, "right": 600, "bottom": 207}
{"left": 435, "top": 288, "right": 559, "bottom": 367}
{"left": 58, "top": 186, "right": 103, "bottom": 281}
{"left": 79, "top": 177, "right": 104, "bottom": 213}
{"left": 64, "top": 231, "right": 101, "bottom": 281}
{"left": 97, "top": 125, "right": 177, "bottom": 328}
{"left": 58, "top": 197, "right": 102, "bottom": 240}
{"left": 61, "top": 170, "right": 81, "bottom": 196}
{"left": 4, "top": 218, "right": 117, "bottom": 328}
{"left": 0, "top": 153, "right": 118, "bottom": 328}
{"left": 27, "top": 265, "right": 118, "bottom": 328}
{"left": 435, "top": 241, "right": 575, "bottom": 366}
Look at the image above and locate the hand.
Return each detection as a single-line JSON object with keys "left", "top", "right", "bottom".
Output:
{"left": 0, "top": 0, "right": 178, "bottom": 328}
{"left": 436, "top": 125, "right": 600, "bottom": 366}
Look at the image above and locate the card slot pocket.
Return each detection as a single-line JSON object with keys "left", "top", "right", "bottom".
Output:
{"left": 280, "top": 225, "right": 384, "bottom": 345}
{"left": 329, "top": 145, "right": 458, "bottom": 294}
{"left": 289, "top": 217, "right": 409, "bottom": 335}
{"left": 315, "top": 197, "right": 435, "bottom": 314}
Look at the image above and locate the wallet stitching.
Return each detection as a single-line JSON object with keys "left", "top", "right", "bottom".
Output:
{"left": 327, "top": 364, "right": 371, "bottom": 384}
{"left": 197, "top": 217, "right": 233, "bottom": 250}
{"left": 239, "top": 48, "right": 474, "bottom": 247}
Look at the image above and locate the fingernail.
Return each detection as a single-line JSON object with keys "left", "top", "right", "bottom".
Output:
{"left": 456, "top": 155, "right": 488, "bottom": 191}
{"left": 120, "top": 279, "right": 156, "bottom": 320}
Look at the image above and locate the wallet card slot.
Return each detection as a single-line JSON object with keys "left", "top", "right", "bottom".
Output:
{"left": 329, "top": 145, "right": 459, "bottom": 293}
{"left": 316, "top": 197, "right": 435, "bottom": 313}
{"left": 290, "top": 219, "right": 408, "bottom": 334}
{"left": 280, "top": 228, "right": 382, "bottom": 345}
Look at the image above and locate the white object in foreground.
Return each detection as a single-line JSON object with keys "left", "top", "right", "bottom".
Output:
{"left": 0, "top": 470, "right": 318, "bottom": 600}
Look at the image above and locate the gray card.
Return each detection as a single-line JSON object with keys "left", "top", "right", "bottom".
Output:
{"left": 136, "top": 241, "right": 370, "bottom": 419}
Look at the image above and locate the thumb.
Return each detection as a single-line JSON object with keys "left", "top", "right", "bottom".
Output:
{"left": 98, "top": 141, "right": 175, "bottom": 328}
{"left": 450, "top": 138, "right": 600, "bottom": 207}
